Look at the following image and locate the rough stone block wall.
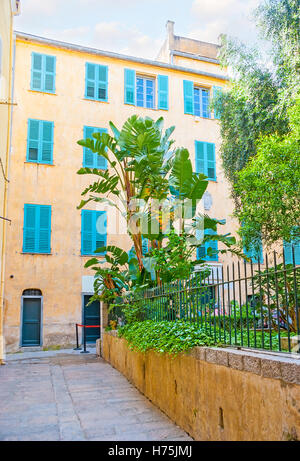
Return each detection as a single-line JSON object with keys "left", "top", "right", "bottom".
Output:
{"left": 103, "top": 332, "right": 300, "bottom": 441}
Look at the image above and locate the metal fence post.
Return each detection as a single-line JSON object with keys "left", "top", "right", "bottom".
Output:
{"left": 80, "top": 324, "right": 89, "bottom": 354}
{"left": 73, "top": 323, "right": 82, "bottom": 350}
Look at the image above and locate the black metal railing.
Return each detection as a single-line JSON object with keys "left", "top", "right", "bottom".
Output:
{"left": 135, "top": 248, "right": 299, "bottom": 354}
{"left": 108, "top": 303, "right": 126, "bottom": 327}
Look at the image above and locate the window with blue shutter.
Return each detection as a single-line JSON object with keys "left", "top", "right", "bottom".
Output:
{"left": 23, "top": 204, "right": 51, "bottom": 254}
{"left": 195, "top": 141, "right": 216, "bottom": 180}
{"left": 81, "top": 210, "right": 107, "bottom": 256}
{"left": 124, "top": 68, "right": 136, "bottom": 105}
{"left": 85, "top": 63, "right": 108, "bottom": 101}
{"left": 283, "top": 230, "right": 300, "bottom": 265}
{"left": 83, "top": 126, "right": 107, "bottom": 169}
{"left": 184, "top": 81, "right": 211, "bottom": 117}
{"left": 157, "top": 75, "right": 169, "bottom": 110}
{"left": 124, "top": 70, "right": 169, "bottom": 110}
{"left": 213, "top": 86, "right": 222, "bottom": 119}
{"left": 27, "top": 119, "right": 54, "bottom": 164}
{"left": 243, "top": 240, "right": 264, "bottom": 264}
{"left": 31, "top": 53, "right": 56, "bottom": 93}
{"left": 197, "top": 228, "right": 218, "bottom": 261}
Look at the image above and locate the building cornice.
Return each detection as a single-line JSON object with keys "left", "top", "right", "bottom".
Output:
{"left": 171, "top": 50, "right": 220, "bottom": 65}
{"left": 15, "top": 31, "right": 229, "bottom": 82}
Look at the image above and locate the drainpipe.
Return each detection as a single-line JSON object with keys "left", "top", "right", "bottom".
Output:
{"left": 0, "top": 10, "right": 15, "bottom": 365}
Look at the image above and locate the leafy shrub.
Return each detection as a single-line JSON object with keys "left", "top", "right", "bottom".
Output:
{"left": 118, "top": 320, "right": 220, "bottom": 355}
{"left": 121, "top": 303, "right": 147, "bottom": 324}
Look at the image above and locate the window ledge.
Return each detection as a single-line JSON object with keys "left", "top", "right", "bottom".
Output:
{"left": 28, "top": 89, "right": 57, "bottom": 96}
{"left": 24, "top": 162, "right": 55, "bottom": 166}
{"left": 83, "top": 98, "right": 109, "bottom": 103}
{"left": 185, "top": 113, "right": 217, "bottom": 121}
{"left": 80, "top": 254, "right": 105, "bottom": 258}
{"left": 81, "top": 166, "right": 107, "bottom": 170}
{"left": 135, "top": 106, "right": 158, "bottom": 111}
{"left": 21, "top": 252, "right": 52, "bottom": 255}
{"left": 124, "top": 103, "right": 160, "bottom": 111}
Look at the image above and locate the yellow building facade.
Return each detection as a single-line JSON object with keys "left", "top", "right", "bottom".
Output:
{"left": 0, "top": 0, "right": 20, "bottom": 362}
{"left": 4, "top": 21, "right": 240, "bottom": 353}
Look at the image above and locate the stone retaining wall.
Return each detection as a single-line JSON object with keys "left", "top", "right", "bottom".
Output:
{"left": 102, "top": 331, "right": 300, "bottom": 441}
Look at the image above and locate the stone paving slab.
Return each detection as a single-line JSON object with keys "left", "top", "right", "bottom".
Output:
{"left": 0, "top": 352, "right": 192, "bottom": 441}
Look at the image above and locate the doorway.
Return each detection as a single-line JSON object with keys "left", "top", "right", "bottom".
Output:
{"left": 82, "top": 295, "right": 100, "bottom": 343}
{"left": 21, "top": 290, "right": 42, "bottom": 346}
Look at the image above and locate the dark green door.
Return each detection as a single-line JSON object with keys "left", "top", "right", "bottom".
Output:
{"left": 22, "top": 298, "right": 41, "bottom": 346}
{"left": 83, "top": 296, "right": 100, "bottom": 343}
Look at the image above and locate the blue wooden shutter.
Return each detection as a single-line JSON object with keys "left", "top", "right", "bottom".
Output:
{"left": 128, "top": 245, "right": 136, "bottom": 262}
{"left": 31, "top": 53, "right": 56, "bottom": 92}
{"left": 81, "top": 210, "right": 107, "bottom": 255}
{"left": 96, "top": 128, "right": 108, "bottom": 169}
{"left": 197, "top": 244, "right": 206, "bottom": 260}
{"left": 85, "top": 63, "right": 96, "bottom": 99}
{"left": 142, "top": 236, "right": 149, "bottom": 255}
{"left": 195, "top": 141, "right": 205, "bottom": 175}
{"left": 83, "top": 126, "right": 95, "bottom": 167}
{"left": 244, "top": 240, "right": 264, "bottom": 264}
{"left": 206, "top": 143, "right": 216, "bottom": 180}
{"left": 205, "top": 228, "right": 218, "bottom": 261}
{"left": 38, "top": 205, "right": 51, "bottom": 253}
{"left": 23, "top": 204, "right": 37, "bottom": 253}
{"left": 83, "top": 127, "right": 107, "bottom": 168}
{"left": 183, "top": 80, "right": 194, "bottom": 115}
{"left": 196, "top": 228, "right": 205, "bottom": 260}
{"left": 213, "top": 86, "right": 222, "bottom": 119}
{"left": 128, "top": 238, "right": 148, "bottom": 259}
{"left": 201, "top": 89, "right": 210, "bottom": 118}
{"left": 41, "top": 121, "right": 54, "bottom": 164}
{"left": 27, "top": 119, "right": 40, "bottom": 162}
{"left": 31, "top": 53, "right": 43, "bottom": 91}
{"left": 196, "top": 228, "right": 218, "bottom": 261}
{"left": 284, "top": 239, "right": 300, "bottom": 265}
{"left": 124, "top": 69, "right": 136, "bottom": 105}
{"left": 195, "top": 141, "right": 216, "bottom": 180}
{"left": 81, "top": 210, "right": 93, "bottom": 255}
{"left": 157, "top": 75, "right": 169, "bottom": 110}
{"left": 23, "top": 204, "right": 51, "bottom": 253}
{"left": 44, "top": 55, "right": 56, "bottom": 93}
{"left": 97, "top": 65, "right": 108, "bottom": 101}
{"left": 95, "top": 211, "right": 107, "bottom": 253}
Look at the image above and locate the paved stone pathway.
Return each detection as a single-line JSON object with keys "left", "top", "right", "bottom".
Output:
{"left": 0, "top": 351, "right": 192, "bottom": 441}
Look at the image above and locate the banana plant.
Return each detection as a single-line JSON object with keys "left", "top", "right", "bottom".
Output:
{"left": 77, "top": 115, "right": 239, "bottom": 295}
{"left": 77, "top": 115, "right": 175, "bottom": 273}
{"left": 84, "top": 245, "right": 153, "bottom": 304}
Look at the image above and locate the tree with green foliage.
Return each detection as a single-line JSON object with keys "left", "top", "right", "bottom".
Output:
{"left": 256, "top": 0, "right": 300, "bottom": 107}
{"left": 235, "top": 97, "right": 300, "bottom": 247}
{"left": 213, "top": 0, "right": 300, "bottom": 198}
{"left": 77, "top": 115, "right": 238, "bottom": 303}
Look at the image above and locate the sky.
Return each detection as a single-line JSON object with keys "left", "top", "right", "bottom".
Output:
{"left": 15, "top": 0, "right": 262, "bottom": 59}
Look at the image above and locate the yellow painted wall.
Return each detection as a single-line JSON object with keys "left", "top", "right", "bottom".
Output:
{"left": 4, "top": 35, "right": 239, "bottom": 352}
{"left": 173, "top": 55, "right": 227, "bottom": 76}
